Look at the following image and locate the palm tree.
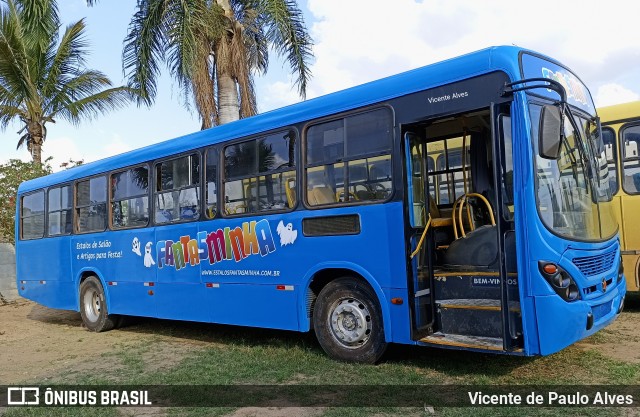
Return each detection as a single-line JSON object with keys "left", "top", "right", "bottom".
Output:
{"left": 0, "top": 0, "right": 134, "bottom": 165}
{"left": 114, "top": 0, "right": 312, "bottom": 129}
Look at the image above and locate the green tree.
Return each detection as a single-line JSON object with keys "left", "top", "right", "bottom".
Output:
{"left": 0, "top": 158, "right": 52, "bottom": 244}
{"left": 100, "top": 0, "right": 312, "bottom": 129}
{"left": 0, "top": 0, "right": 134, "bottom": 165}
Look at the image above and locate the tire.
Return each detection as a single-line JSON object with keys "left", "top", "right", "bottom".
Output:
{"left": 313, "top": 277, "right": 387, "bottom": 363}
{"left": 79, "top": 276, "right": 118, "bottom": 332}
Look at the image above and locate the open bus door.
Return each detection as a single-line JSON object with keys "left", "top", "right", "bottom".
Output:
{"left": 490, "top": 103, "right": 522, "bottom": 352}
{"left": 404, "top": 131, "right": 435, "bottom": 340}
{"left": 405, "top": 105, "right": 523, "bottom": 352}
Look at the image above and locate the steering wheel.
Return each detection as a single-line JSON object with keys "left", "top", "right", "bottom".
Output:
{"left": 452, "top": 193, "right": 496, "bottom": 239}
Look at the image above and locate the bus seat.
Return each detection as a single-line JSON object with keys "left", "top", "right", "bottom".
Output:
{"left": 308, "top": 186, "right": 336, "bottom": 205}
{"left": 442, "top": 225, "right": 516, "bottom": 272}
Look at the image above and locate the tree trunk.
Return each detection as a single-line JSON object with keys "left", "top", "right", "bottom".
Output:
{"left": 27, "top": 121, "right": 44, "bottom": 166}
{"left": 217, "top": 71, "right": 240, "bottom": 125}
{"left": 31, "top": 142, "right": 42, "bottom": 166}
{"left": 215, "top": 0, "right": 240, "bottom": 126}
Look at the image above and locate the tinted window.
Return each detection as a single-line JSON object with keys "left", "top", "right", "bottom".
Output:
{"left": 305, "top": 108, "right": 393, "bottom": 206}
{"left": 225, "top": 141, "right": 257, "bottom": 178}
{"left": 307, "top": 119, "right": 344, "bottom": 165}
{"left": 21, "top": 191, "right": 45, "bottom": 239}
{"left": 224, "top": 130, "right": 297, "bottom": 214}
{"left": 205, "top": 149, "right": 218, "bottom": 219}
{"left": 621, "top": 124, "right": 640, "bottom": 194}
{"left": 112, "top": 166, "right": 148, "bottom": 200}
{"left": 155, "top": 154, "right": 200, "bottom": 224}
{"left": 600, "top": 127, "right": 618, "bottom": 194}
{"left": 111, "top": 166, "right": 149, "bottom": 228}
{"left": 76, "top": 176, "right": 107, "bottom": 233}
{"left": 77, "top": 176, "right": 107, "bottom": 207}
{"left": 346, "top": 109, "right": 392, "bottom": 157}
{"left": 48, "top": 185, "right": 73, "bottom": 236}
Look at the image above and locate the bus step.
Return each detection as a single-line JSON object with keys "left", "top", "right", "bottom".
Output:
{"left": 432, "top": 271, "right": 519, "bottom": 301}
{"left": 436, "top": 298, "right": 519, "bottom": 339}
{"left": 419, "top": 332, "right": 504, "bottom": 351}
{"left": 437, "top": 298, "right": 520, "bottom": 311}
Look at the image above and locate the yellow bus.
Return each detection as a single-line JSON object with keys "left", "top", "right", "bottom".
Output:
{"left": 599, "top": 100, "right": 640, "bottom": 291}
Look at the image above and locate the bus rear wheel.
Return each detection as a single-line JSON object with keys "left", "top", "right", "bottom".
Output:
{"left": 79, "top": 276, "right": 118, "bottom": 332}
{"left": 313, "top": 278, "right": 387, "bottom": 363}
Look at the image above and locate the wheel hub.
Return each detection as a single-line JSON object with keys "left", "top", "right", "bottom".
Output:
{"left": 329, "top": 298, "right": 372, "bottom": 348}
{"left": 83, "top": 289, "right": 101, "bottom": 323}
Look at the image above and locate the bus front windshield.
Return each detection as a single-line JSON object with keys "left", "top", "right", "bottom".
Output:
{"left": 531, "top": 103, "right": 618, "bottom": 241}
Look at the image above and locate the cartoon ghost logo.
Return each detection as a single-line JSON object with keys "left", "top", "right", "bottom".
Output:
{"left": 276, "top": 221, "right": 297, "bottom": 246}
{"left": 143, "top": 242, "right": 155, "bottom": 268}
{"left": 132, "top": 237, "right": 141, "bottom": 256}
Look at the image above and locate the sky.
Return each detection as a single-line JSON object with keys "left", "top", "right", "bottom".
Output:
{"left": 1, "top": 0, "right": 639, "bottom": 170}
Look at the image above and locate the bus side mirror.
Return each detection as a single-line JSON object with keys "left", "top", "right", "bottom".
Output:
{"left": 539, "top": 105, "right": 562, "bottom": 160}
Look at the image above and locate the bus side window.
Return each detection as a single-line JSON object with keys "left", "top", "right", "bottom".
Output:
{"left": 47, "top": 185, "right": 73, "bottom": 236}
{"left": 154, "top": 154, "right": 200, "bottom": 224}
{"left": 223, "top": 130, "right": 297, "bottom": 215}
{"left": 305, "top": 108, "right": 393, "bottom": 206}
{"left": 621, "top": 126, "right": 640, "bottom": 194}
{"left": 205, "top": 148, "right": 218, "bottom": 219}
{"left": 76, "top": 176, "right": 107, "bottom": 233}
{"left": 111, "top": 166, "right": 149, "bottom": 229}
{"left": 600, "top": 127, "right": 618, "bottom": 194}
{"left": 21, "top": 190, "right": 45, "bottom": 240}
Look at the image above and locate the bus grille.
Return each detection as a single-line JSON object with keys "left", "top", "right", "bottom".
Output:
{"left": 591, "top": 301, "right": 612, "bottom": 321}
{"left": 572, "top": 250, "right": 616, "bottom": 277}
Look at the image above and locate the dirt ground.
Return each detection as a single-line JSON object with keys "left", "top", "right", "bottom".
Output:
{"left": 0, "top": 299, "right": 212, "bottom": 384}
{"left": 1, "top": 297, "right": 639, "bottom": 385}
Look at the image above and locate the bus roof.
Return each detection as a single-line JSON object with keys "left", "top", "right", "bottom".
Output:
{"left": 598, "top": 100, "right": 640, "bottom": 125}
{"left": 18, "top": 45, "right": 544, "bottom": 194}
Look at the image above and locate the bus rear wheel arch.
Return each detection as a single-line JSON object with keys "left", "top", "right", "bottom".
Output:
{"left": 79, "top": 275, "right": 118, "bottom": 332}
{"left": 312, "top": 277, "right": 387, "bottom": 363}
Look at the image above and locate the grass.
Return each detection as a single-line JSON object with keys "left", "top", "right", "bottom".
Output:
{"left": 5, "top": 293, "right": 640, "bottom": 417}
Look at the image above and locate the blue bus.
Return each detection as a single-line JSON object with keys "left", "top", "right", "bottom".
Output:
{"left": 16, "top": 46, "right": 625, "bottom": 363}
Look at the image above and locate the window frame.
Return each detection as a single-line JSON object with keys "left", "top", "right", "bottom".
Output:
{"left": 74, "top": 174, "right": 108, "bottom": 234}
{"left": 221, "top": 127, "right": 299, "bottom": 217}
{"left": 302, "top": 105, "right": 395, "bottom": 209}
{"left": 599, "top": 126, "right": 619, "bottom": 196}
{"left": 152, "top": 151, "right": 203, "bottom": 226}
{"left": 20, "top": 189, "right": 46, "bottom": 240}
{"left": 109, "top": 163, "right": 151, "bottom": 230}
{"left": 619, "top": 122, "right": 640, "bottom": 196}
{"left": 204, "top": 146, "right": 220, "bottom": 220}
{"left": 46, "top": 183, "right": 74, "bottom": 237}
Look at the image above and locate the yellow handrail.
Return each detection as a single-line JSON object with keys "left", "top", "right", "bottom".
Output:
{"left": 410, "top": 214, "right": 432, "bottom": 259}
{"left": 454, "top": 193, "right": 496, "bottom": 239}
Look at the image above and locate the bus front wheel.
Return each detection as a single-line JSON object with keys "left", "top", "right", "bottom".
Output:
{"left": 313, "top": 278, "right": 387, "bottom": 363}
{"left": 79, "top": 276, "right": 118, "bottom": 332}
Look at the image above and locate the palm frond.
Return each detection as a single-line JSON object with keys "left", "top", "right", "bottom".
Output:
{"left": 53, "top": 86, "right": 133, "bottom": 126}
{"left": 13, "top": 0, "right": 58, "bottom": 53}
{"left": 123, "top": 0, "right": 169, "bottom": 106}
{"left": 0, "top": 103, "right": 23, "bottom": 130}
{"left": 41, "top": 19, "right": 89, "bottom": 99}
{"left": 256, "top": 0, "right": 313, "bottom": 99}
{"left": 0, "top": 1, "right": 32, "bottom": 101}
{"left": 43, "top": 69, "right": 113, "bottom": 115}
{"left": 234, "top": 1, "right": 268, "bottom": 74}
{"left": 229, "top": 21, "right": 256, "bottom": 118}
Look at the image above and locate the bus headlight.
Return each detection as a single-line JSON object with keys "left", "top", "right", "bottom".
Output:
{"left": 538, "top": 261, "right": 581, "bottom": 302}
